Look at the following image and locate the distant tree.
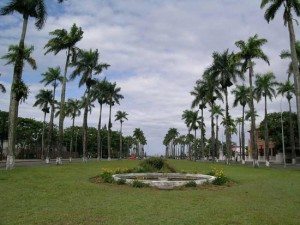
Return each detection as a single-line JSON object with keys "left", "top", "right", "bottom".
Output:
{"left": 33, "top": 90, "right": 53, "bottom": 159}
{"left": 278, "top": 80, "right": 296, "bottom": 163}
{"left": 115, "top": 111, "right": 128, "bottom": 159}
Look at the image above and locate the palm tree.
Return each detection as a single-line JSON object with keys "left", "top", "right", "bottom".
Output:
{"left": 232, "top": 85, "right": 251, "bottom": 164}
{"left": 210, "top": 105, "right": 224, "bottom": 160}
{"left": 44, "top": 23, "right": 83, "bottom": 162}
{"left": 40, "top": 67, "right": 63, "bottom": 162}
{"left": 115, "top": 111, "right": 128, "bottom": 159}
{"left": 106, "top": 82, "right": 123, "bottom": 160}
{"left": 65, "top": 99, "right": 81, "bottom": 162}
{"left": 278, "top": 80, "right": 296, "bottom": 164}
{"left": 235, "top": 34, "right": 269, "bottom": 167}
{"left": 191, "top": 83, "right": 207, "bottom": 154}
{"left": 33, "top": 90, "right": 53, "bottom": 160}
{"left": 1, "top": 44, "right": 36, "bottom": 169}
{"left": 280, "top": 41, "right": 300, "bottom": 75}
{"left": 261, "top": 1, "right": 300, "bottom": 149}
{"left": 0, "top": 0, "right": 64, "bottom": 170}
{"left": 70, "top": 49, "right": 109, "bottom": 162}
{"left": 209, "top": 50, "right": 242, "bottom": 161}
{"left": 199, "top": 71, "right": 223, "bottom": 160}
{"left": 235, "top": 117, "right": 243, "bottom": 162}
{"left": 0, "top": 74, "right": 6, "bottom": 93}
{"left": 254, "top": 72, "right": 277, "bottom": 166}
{"left": 91, "top": 79, "right": 110, "bottom": 160}
{"left": 133, "top": 128, "right": 147, "bottom": 158}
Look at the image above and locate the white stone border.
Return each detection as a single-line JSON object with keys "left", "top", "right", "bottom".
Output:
{"left": 112, "top": 173, "right": 216, "bottom": 190}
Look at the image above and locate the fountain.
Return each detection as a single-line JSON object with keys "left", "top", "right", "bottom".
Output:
{"left": 112, "top": 173, "right": 216, "bottom": 190}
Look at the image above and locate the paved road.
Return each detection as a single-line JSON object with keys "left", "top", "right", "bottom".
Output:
{"left": 0, "top": 158, "right": 299, "bottom": 169}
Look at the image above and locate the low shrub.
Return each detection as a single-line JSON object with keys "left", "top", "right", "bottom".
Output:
{"left": 116, "top": 179, "right": 126, "bottom": 185}
{"left": 207, "top": 167, "right": 229, "bottom": 186}
{"left": 139, "top": 157, "right": 177, "bottom": 173}
{"left": 132, "top": 180, "right": 149, "bottom": 188}
{"left": 100, "top": 170, "right": 114, "bottom": 183}
{"left": 185, "top": 180, "right": 197, "bottom": 187}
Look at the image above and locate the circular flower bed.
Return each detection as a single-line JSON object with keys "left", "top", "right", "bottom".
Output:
{"left": 112, "top": 173, "right": 216, "bottom": 190}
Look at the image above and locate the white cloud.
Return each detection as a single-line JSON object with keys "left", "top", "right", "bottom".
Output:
{"left": 0, "top": 0, "right": 297, "bottom": 155}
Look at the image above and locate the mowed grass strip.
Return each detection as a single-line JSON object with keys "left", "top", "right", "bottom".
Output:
{"left": 0, "top": 160, "right": 299, "bottom": 225}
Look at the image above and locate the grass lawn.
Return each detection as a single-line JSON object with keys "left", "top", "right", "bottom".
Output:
{"left": 0, "top": 160, "right": 299, "bottom": 225}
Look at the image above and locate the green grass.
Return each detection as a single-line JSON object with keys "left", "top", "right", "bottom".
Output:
{"left": 0, "top": 160, "right": 299, "bottom": 225}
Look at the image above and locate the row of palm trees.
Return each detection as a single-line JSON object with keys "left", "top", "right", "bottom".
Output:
{"left": 0, "top": 1, "right": 134, "bottom": 168}
{"left": 33, "top": 76, "right": 128, "bottom": 162}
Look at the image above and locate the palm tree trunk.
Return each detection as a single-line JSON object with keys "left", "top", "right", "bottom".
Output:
{"left": 57, "top": 48, "right": 70, "bottom": 164}
{"left": 46, "top": 84, "right": 56, "bottom": 163}
{"left": 97, "top": 103, "right": 103, "bottom": 160}
{"left": 249, "top": 64, "right": 259, "bottom": 167}
{"left": 215, "top": 115, "right": 219, "bottom": 160}
{"left": 225, "top": 87, "right": 231, "bottom": 163}
{"left": 287, "top": 17, "right": 300, "bottom": 157}
{"left": 288, "top": 99, "right": 296, "bottom": 164}
{"left": 242, "top": 105, "right": 245, "bottom": 164}
{"left": 238, "top": 122, "right": 241, "bottom": 162}
{"left": 6, "top": 15, "right": 29, "bottom": 170}
{"left": 119, "top": 122, "right": 123, "bottom": 159}
{"left": 210, "top": 103, "right": 215, "bottom": 160}
{"left": 264, "top": 95, "right": 270, "bottom": 167}
{"left": 201, "top": 107, "right": 205, "bottom": 158}
{"left": 41, "top": 111, "right": 47, "bottom": 160}
{"left": 107, "top": 103, "right": 112, "bottom": 160}
{"left": 69, "top": 117, "right": 75, "bottom": 162}
{"left": 82, "top": 89, "right": 89, "bottom": 163}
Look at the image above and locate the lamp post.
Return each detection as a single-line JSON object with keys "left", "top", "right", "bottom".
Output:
{"left": 280, "top": 97, "right": 286, "bottom": 168}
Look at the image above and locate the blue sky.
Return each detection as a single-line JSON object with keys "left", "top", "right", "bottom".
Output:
{"left": 0, "top": 0, "right": 297, "bottom": 155}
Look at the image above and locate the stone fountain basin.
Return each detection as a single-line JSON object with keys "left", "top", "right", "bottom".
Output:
{"left": 112, "top": 173, "right": 216, "bottom": 190}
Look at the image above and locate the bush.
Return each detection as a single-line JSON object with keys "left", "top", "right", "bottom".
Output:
{"left": 139, "top": 157, "right": 177, "bottom": 173}
{"left": 132, "top": 180, "right": 149, "bottom": 188}
{"left": 207, "top": 167, "right": 229, "bottom": 186}
{"left": 100, "top": 170, "right": 114, "bottom": 183}
{"left": 116, "top": 179, "right": 126, "bottom": 185}
{"left": 140, "top": 157, "right": 165, "bottom": 170}
{"left": 185, "top": 180, "right": 197, "bottom": 187}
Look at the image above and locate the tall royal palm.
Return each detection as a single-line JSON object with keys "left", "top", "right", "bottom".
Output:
{"left": 44, "top": 23, "right": 83, "bottom": 163}
{"left": 199, "top": 71, "right": 223, "bottom": 160}
{"left": 261, "top": 0, "right": 300, "bottom": 149}
{"left": 232, "top": 85, "right": 251, "bottom": 164}
{"left": 115, "top": 111, "right": 128, "bottom": 159}
{"left": 209, "top": 50, "right": 242, "bottom": 161}
{"left": 65, "top": 99, "right": 81, "bottom": 161}
{"left": 182, "top": 110, "right": 195, "bottom": 159}
{"left": 40, "top": 67, "right": 63, "bottom": 162}
{"left": 70, "top": 49, "right": 109, "bottom": 162}
{"left": 254, "top": 72, "right": 277, "bottom": 166}
{"left": 1, "top": 44, "right": 36, "bottom": 169}
{"left": 280, "top": 41, "right": 300, "bottom": 75}
{"left": 33, "top": 90, "right": 53, "bottom": 160}
{"left": 235, "top": 34, "right": 269, "bottom": 167}
{"left": 191, "top": 82, "right": 207, "bottom": 153}
{"left": 278, "top": 80, "right": 296, "bottom": 164}
{"left": 106, "top": 82, "right": 123, "bottom": 160}
{"left": 91, "top": 79, "right": 109, "bottom": 160}
{"left": 1, "top": 0, "right": 64, "bottom": 169}
{"left": 210, "top": 105, "right": 224, "bottom": 160}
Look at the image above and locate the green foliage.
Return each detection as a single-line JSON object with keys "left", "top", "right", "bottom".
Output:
{"left": 132, "top": 180, "right": 149, "bottom": 188}
{"left": 185, "top": 180, "right": 197, "bottom": 187}
{"left": 258, "top": 112, "right": 298, "bottom": 153}
{"left": 139, "top": 157, "right": 176, "bottom": 173}
{"left": 207, "top": 167, "right": 229, "bottom": 186}
{"left": 100, "top": 170, "right": 114, "bottom": 183}
{"left": 116, "top": 179, "right": 126, "bottom": 185}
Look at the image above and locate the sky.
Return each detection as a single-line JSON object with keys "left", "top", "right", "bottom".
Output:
{"left": 0, "top": 0, "right": 298, "bottom": 156}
